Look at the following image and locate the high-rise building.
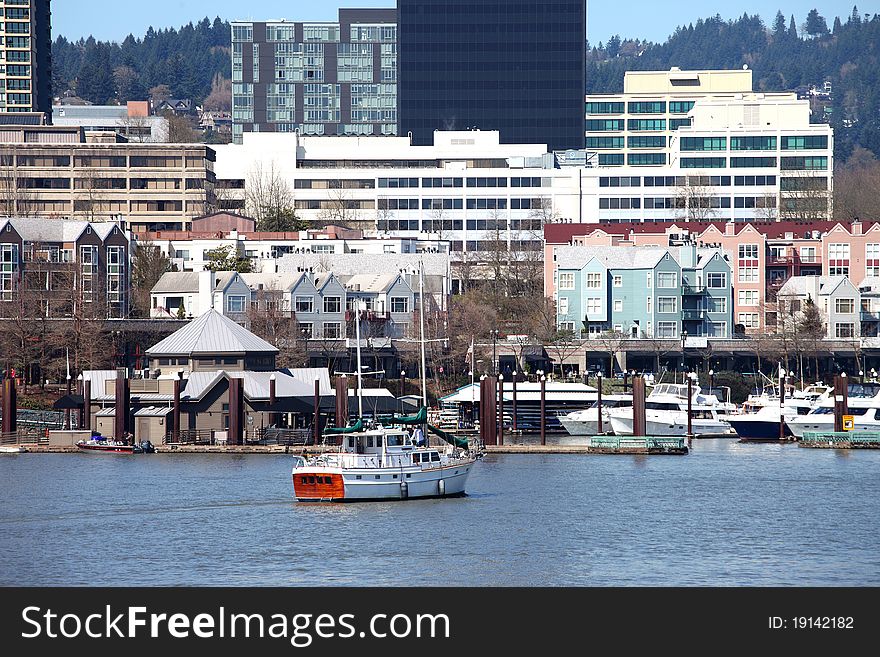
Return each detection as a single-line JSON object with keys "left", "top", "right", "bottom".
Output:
{"left": 231, "top": 9, "right": 397, "bottom": 144}
{"left": 397, "top": 0, "right": 586, "bottom": 151}
{"left": 0, "top": 0, "right": 52, "bottom": 121}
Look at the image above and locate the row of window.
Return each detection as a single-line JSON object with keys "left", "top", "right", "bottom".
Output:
{"left": 585, "top": 101, "right": 694, "bottom": 115}
{"left": 559, "top": 271, "right": 727, "bottom": 291}
{"left": 599, "top": 175, "right": 777, "bottom": 188}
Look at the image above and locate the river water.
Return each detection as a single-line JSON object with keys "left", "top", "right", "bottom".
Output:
{"left": 1, "top": 440, "right": 878, "bottom": 586}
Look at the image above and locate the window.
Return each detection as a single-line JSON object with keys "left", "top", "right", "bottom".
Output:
{"left": 781, "top": 135, "right": 828, "bottom": 150}
{"left": 586, "top": 273, "right": 601, "bottom": 289}
{"left": 707, "top": 273, "right": 727, "bottom": 289}
{"left": 628, "top": 101, "right": 666, "bottom": 114}
{"left": 657, "top": 272, "right": 677, "bottom": 288}
{"left": 628, "top": 135, "right": 666, "bottom": 149}
{"left": 558, "top": 273, "right": 575, "bottom": 290}
{"left": 835, "top": 323, "right": 855, "bottom": 338}
{"left": 613, "top": 275, "right": 622, "bottom": 287}
{"left": 707, "top": 322, "right": 727, "bottom": 338}
{"left": 323, "top": 322, "right": 342, "bottom": 338}
{"left": 559, "top": 321, "right": 575, "bottom": 332}
{"left": 866, "top": 244, "right": 880, "bottom": 277}
{"left": 739, "top": 290, "right": 759, "bottom": 306}
{"left": 323, "top": 296, "right": 341, "bottom": 313}
{"left": 586, "top": 298, "right": 602, "bottom": 315}
{"left": 227, "top": 296, "right": 246, "bottom": 313}
{"left": 627, "top": 153, "right": 667, "bottom": 166}
{"left": 707, "top": 297, "right": 727, "bottom": 313}
{"left": 730, "top": 157, "right": 777, "bottom": 168}
{"left": 295, "top": 296, "right": 314, "bottom": 313}
{"left": 299, "top": 322, "right": 313, "bottom": 338}
{"left": 681, "top": 157, "right": 727, "bottom": 169}
{"left": 558, "top": 297, "right": 569, "bottom": 315}
{"left": 730, "top": 136, "right": 777, "bottom": 151}
{"left": 628, "top": 119, "right": 666, "bottom": 131}
{"left": 680, "top": 137, "right": 726, "bottom": 151}
{"left": 586, "top": 136, "right": 625, "bottom": 149}
{"left": 586, "top": 102, "right": 625, "bottom": 114}
{"left": 586, "top": 119, "right": 624, "bottom": 131}
{"left": 800, "top": 247, "right": 817, "bottom": 263}
{"left": 647, "top": 273, "right": 653, "bottom": 288}
{"left": 669, "top": 101, "right": 695, "bottom": 114}
{"left": 780, "top": 156, "right": 828, "bottom": 171}
{"left": 657, "top": 322, "right": 677, "bottom": 338}
{"left": 738, "top": 313, "right": 760, "bottom": 329}
{"left": 390, "top": 297, "right": 409, "bottom": 313}
{"left": 828, "top": 243, "right": 850, "bottom": 276}
{"left": 835, "top": 299, "right": 855, "bottom": 314}
{"left": 647, "top": 296, "right": 653, "bottom": 313}
{"left": 598, "top": 154, "right": 624, "bottom": 166}
{"left": 658, "top": 297, "right": 678, "bottom": 313}
{"left": 613, "top": 300, "right": 623, "bottom": 312}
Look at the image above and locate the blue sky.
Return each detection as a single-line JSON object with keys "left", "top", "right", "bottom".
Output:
{"left": 54, "top": 1, "right": 862, "bottom": 44}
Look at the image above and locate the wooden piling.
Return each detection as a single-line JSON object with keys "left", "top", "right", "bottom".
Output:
{"left": 596, "top": 374, "right": 603, "bottom": 434}
{"left": 313, "top": 379, "right": 321, "bottom": 446}
{"left": 833, "top": 374, "right": 848, "bottom": 433}
{"left": 540, "top": 375, "right": 546, "bottom": 446}
{"left": 480, "top": 376, "right": 498, "bottom": 446}
{"left": 498, "top": 376, "right": 504, "bottom": 446}
{"left": 114, "top": 372, "right": 130, "bottom": 440}
{"left": 172, "top": 378, "right": 181, "bottom": 443}
{"left": 632, "top": 376, "right": 646, "bottom": 438}
{"left": 228, "top": 377, "right": 244, "bottom": 446}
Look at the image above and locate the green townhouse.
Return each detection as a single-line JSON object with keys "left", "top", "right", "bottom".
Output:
{"left": 553, "top": 244, "right": 734, "bottom": 339}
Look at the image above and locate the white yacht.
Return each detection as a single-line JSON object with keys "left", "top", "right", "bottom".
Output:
{"left": 558, "top": 395, "right": 632, "bottom": 436}
{"left": 787, "top": 382, "right": 880, "bottom": 438}
{"left": 608, "top": 383, "right": 734, "bottom": 438}
{"left": 730, "top": 382, "right": 832, "bottom": 440}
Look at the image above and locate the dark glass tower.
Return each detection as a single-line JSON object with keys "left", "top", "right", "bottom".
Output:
{"left": 397, "top": 0, "right": 585, "bottom": 151}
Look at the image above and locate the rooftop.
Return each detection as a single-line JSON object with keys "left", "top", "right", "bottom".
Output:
{"left": 146, "top": 309, "right": 278, "bottom": 357}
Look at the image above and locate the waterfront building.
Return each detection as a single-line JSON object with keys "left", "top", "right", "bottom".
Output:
{"left": 544, "top": 219, "right": 880, "bottom": 335}
{"left": 86, "top": 310, "right": 334, "bottom": 443}
{"left": 777, "top": 275, "right": 861, "bottom": 340}
{"left": 52, "top": 102, "right": 170, "bottom": 142}
{"left": 150, "top": 270, "right": 252, "bottom": 321}
{"left": 397, "top": 0, "right": 586, "bottom": 151}
{"left": 553, "top": 243, "right": 734, "bottom": 339}
{"left": 0, "top": 217, "right": 132, "bottom": 318}
{"left": 0, "top": 124, "right": 216, "bottom": 231}
{"left": 231, "top": 9, "right": 398, "bottom": 144}
{"left": 0, "top": 0, "right": 52, "bottom": 121}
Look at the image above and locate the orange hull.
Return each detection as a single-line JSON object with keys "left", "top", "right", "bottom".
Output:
{"left": 293, "top": 472, "right": 345, "bottom": 501}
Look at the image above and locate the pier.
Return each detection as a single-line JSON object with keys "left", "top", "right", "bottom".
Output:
{"left": 800, "top": 432, "right": 880, "bottom": 449}
{"left": 485, "top": 436, "right": 688, "bottom": 455}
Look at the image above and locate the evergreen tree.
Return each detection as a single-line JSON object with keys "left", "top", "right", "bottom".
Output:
{"left": 804, "top": 9, "right": 829, "bottom": 37}
{"left": 773, "top": 10, "right": 787, "bottom": 38}
{"left": 788, "top": 14, "right": 798, "bottom": 38}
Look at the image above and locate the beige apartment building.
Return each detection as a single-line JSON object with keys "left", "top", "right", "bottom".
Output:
{"left": 0, "top": 125, "right": 216, "bottom": 231}
{"left": 0, "top": 0, "right": 52, "bottom": 118}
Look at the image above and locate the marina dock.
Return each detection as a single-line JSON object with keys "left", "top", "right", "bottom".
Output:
{"left": 800, "top": 432, "right": 880, "bottom": 449}
{"left": 486, "top": 436, "right": 688, "bottom": 455}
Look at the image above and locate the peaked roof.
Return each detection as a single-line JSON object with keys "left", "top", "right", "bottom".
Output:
{"left": 555, "top": 245, "right": 670, "bottom": 271}
{"left": 777, "top": 275, "right": 852, "bottom": 298}
{"left": 146, "top": 309, "right": 278, "bottom": 356}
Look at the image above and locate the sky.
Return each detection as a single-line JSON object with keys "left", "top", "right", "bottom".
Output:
{"left": 53, "top": 1, "right": 863, "bottom": 45}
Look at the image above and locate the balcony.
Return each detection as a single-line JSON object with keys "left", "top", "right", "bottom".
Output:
{"left": 767, "top": 254, "right": 820, "bottom": 266}
{"left": 681, "top": 309, "right": 706, "bottom": 320}
{"left": 681, "top": 283, "right": 707, "bottom": 295}
{"left": 861, "top": 311, "right": 880, "bottom": 322}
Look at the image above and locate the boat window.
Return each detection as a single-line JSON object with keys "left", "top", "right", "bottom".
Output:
{"left": 646, "top": 402, "right": 680, "bottom": 411}
{"left": 375, "top": 475, "right": 381, "bottom": 480}
{"left": 413, "top": 453, "right": 421, "bottom": 463}
{"left": 308, "top": 476, "right": 315, "bottom": 484}
{"left": 348, "top": 438, "right": 354, "bottom": 448}
{"left": 393, "top": 474, "right": 398, "bottom": 479}
{"left": 301, "top": 477, "right": 308, "bottom": 484}
{"left": 387, "top": 435, "right": 403, "bottom": 446}
{"left": 356, "top": 475, "right": 362, "bottom": 480}
{"left": 406, "top": 474, "right": 412, "bottom": 479}
{"left": 431, "top": 452, "right": 440, "bottom": 462}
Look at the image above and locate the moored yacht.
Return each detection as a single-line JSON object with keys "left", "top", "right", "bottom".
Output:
{"left": 558, "top": 395, "right": 632, "bottom": 436}
{"left": 787, "top": 382, "right": 880, "bottom": 438}
{"left": 608, "top": 383, "right": 734, "bottom": 438}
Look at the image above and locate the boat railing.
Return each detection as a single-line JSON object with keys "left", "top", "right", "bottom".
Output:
{"left": 802, "top": 432, "right": 880, "bottom": 445}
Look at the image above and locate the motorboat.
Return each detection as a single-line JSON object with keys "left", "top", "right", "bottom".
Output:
{"left": 787, "top": 382, "right": 880, "bottom": 438}
{"left": 76, "top": 437, "right": 155, "bottom": 454}
{"left": 608, "top": 383, "right": 734, "bottom": 438}
{"left": 558, "top": 395, "right": 632, "bottom": 436}
{"left": 0, "top": 445, "right": 27, "bottom": 454}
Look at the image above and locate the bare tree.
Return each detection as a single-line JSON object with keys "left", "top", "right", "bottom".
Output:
{"left": 778, "top": 169, "right": 832, "bottom": 221}
{"left": 675, "top": 176, "right": 719, "bottom": 221}
{"left": 247, "top": 286, "right": 308, "bottom": 368}
{"left": 833, "top": 147, "right": 880, "bottom": 221}
{"left": 245, "top": 162, "right": 304, "bottom": 232}
{"left": 594, "top": 329, "right": 627, "bottom": 376}
{"left": 0, "top": 160, "right": 35, "bottom": 217}
{"left": 317, "top": 187, "right": 367, "bottom": 230}
{"left": 130, "top": 244, "right": 171, "bottom": 318}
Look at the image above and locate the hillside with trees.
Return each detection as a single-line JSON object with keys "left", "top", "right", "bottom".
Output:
{"left": 52, "top": 17, "right": 231, "bottom": 107}
{"left": 588, "top": 7, "right": 880, "bottom": 164}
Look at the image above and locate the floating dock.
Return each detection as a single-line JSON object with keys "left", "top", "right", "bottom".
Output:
{"left": 800, "top": 432, "right": 880, "bottom": 449}
{"left": 485, "top": 436, "right": 688, "bottom": 455}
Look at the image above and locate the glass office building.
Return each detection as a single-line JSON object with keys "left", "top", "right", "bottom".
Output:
{"left": 397, "top": 0, "right": 586, "bottom": 151}
{"left": 231, "top": 9, "right": 397, "bottom": 143}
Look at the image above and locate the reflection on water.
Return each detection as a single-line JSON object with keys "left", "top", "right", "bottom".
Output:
{"left": 1, "top": 441, "right": 879, "bottom": 586}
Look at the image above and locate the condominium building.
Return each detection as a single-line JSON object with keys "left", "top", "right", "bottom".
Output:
{"left": 398, "top": 0, "right": 586, "bottom": 151}
{"left": 0, "top": 217, "right": 132, "bottom": 319}
{"left": 0, "top": 0, "right": 52, "bottom": 120}
{"left": 554, "top": 243, "right": 734, "bottom": 339}
{"left": 0, "top": 125, "right": 216, "bottom": 231}
{"left": 777, "top": 275, "right": 861, "bottom": 340}
{"left": 231, "top": 9, "right": 397, "bottom": 143}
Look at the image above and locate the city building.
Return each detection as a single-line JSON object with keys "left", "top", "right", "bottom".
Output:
{"left": 0, "top": 124, "right": 216, "bottom": 231}
{"left": 139, "top": 223, "right": 449, "bottom": 275}
{"left": 777, "top": 275, "right": 861, "bottom": 340}
{"left": 150, "top": 270, "right": 251, "bottom": 321}
{"left": 0, "top": 0, "right": 52, "bottom": 121}
{"left": 231, "top": 8, "right": 398, "bottom": 144}
{"left": 397, "top": 0, "right": 585, "bottom": 151}
{"left": 0, "top": 217, "right": 132, "bottom": 318}
{"left": 553, "top": 243, "right": 734, "bottom": 339}
{"left": 52, "top": 102, "right": 170, "bottom": 142}
{"left": 544, "top": 219, "right": 880, "bottom": 336}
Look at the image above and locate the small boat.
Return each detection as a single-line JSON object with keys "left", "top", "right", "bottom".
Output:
{"left": 77, "top": 438, "right": 144, "bottom": 454}
{"left": 0, "top": 445, "right": 27, "bottom": 454}
{"left": 787, "top": 382, "right": 880, "bottom": 438}
{"left": 728, "top": 402, "right": 794, "bottom": 441}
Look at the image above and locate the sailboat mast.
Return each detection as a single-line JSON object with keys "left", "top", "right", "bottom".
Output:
{"left": 419, "top": 265, "right": 428, "bottom": 408}
{"left": 355, "top": 301, "right": 363, "bottom": 420}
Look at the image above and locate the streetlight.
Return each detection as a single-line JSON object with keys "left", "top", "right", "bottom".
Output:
{"left": 708, "top": 369, "right": 714, "bottom": 396}
{"left": 490, "top": 329, "right": 500, "bottom": 375}
{"left": 680, "top": 330, "right": 688, "bottom": 381}
{"left": 511, "top": 370, "right": 518, "bottom": 432}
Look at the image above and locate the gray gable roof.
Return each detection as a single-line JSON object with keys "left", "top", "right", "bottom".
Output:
{"left": 152, "top": 271, "right": 201, "bottom": 294}
{"left": 555, "top": 245, "right": 670, "bottom": 271}
{"left": 146, "top": 309, "right": 278, "bottom": 356}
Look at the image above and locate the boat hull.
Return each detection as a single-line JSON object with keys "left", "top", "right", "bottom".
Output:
{"left": 609, "top": 415, "right": 733, "bottom": 438}
{"left": 77, "top": 442, "right": 140, "bottom": 454}
{"left": 293, "top": 461, "right": 474, "bottom": 502}
{"left": 728, "top": 418, "right": 792, "bottom": 440}
{"left": 559, "top": 417, "right": 599, "bottom": 436}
